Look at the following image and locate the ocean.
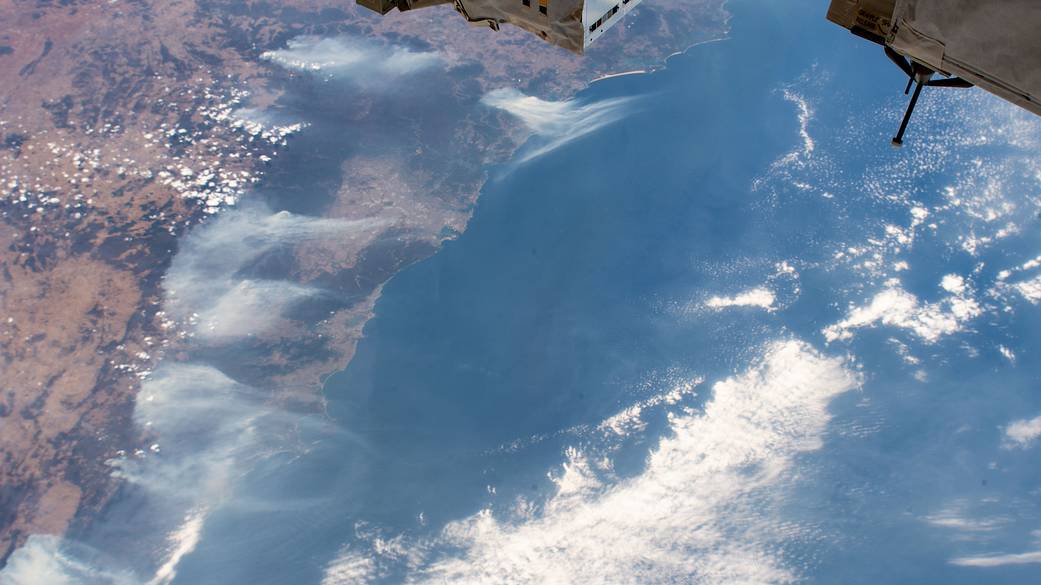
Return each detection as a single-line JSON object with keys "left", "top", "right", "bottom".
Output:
{"left": 6, "top": 0, "right": 1041, "bottom": 583}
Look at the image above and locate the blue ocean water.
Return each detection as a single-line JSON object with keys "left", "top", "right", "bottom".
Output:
{"left": 5, "top": 0, "right": 1041, "bottom": 583}
{"left": 170, "top": 0, "right": 1041, "bottom": 582}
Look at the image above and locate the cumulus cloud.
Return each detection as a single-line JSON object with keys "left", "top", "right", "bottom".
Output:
{"left": 1003, "top": 414, "right": 1041, "bottom": 449}
{"left": 679, "top": 262, "right": 800, "bottom": 318}
{"left": 705, "top": 287, "right": 776, "bottom": 311}
{"left": 596, "top": 376, "right": 701, "bottom": 439}
{"left": 755, "top": 75, "right": 1041, "bottom": 297}
{"left": 262, "top": 36, "right": 441, "bottom": 82}
{"left": 824, "top": 275, "right": 982, "bottom": 344}
{"left": 321, "top": 548, "right": 380, "bottom": 585}
{"left": 1012, "top": 274, "right": 1041, "bottom": 304}
{"left": 481, "top": 88, "right": 637, "bottom": 162}
{"left": 323, "top": 340, "right": 860, "bottom": 585}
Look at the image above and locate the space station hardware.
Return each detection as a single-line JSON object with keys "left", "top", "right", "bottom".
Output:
{"left": 356, "top": 0, "right": 645, "bottom": 54}
{"left": 827, "top": 0, "right": 1041, "bottom": 145}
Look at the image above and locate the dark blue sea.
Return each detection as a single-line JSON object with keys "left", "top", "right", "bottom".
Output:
{"left": 6, "top": 0, "right": 1041, "bottom": 583}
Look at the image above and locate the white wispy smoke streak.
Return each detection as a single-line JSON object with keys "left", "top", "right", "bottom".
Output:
{"left": 1, "top": 205, "right": 374, "bottom": 585}
{"left": 482, "top": 88, "right": 637, "bottom": 163}
{"left": 165, "top": 205, "right": 387, "bottom": 339}
{"left": 262, "top": 37, "right": 441, "bottom": 82}
{"left": 0, "top": 536, "right": 137, "bottom": 585}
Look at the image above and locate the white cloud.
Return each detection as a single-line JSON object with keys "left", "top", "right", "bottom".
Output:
{"left": 705, "top": 287, "right": 776, "bottom": 311}
{"left": 1012, "top": 274, "right": 1041, "bottom": 304}
{"left": 481, "top": 88, "right": 636, "bottom": 162}
{"left": 321, "top": 548, "right": 379, "bottom": 585}
{"left": 998, "top": 345, "right": 1016, "bottom": 363}
{"left": 597, "top": 376, "right": 701, "bottom": 439}
{"left": 323, "top": 340, "right": 859, "bottom": 585}
{"left": 676, "top": 262, "right": 799, "bottom": 319}
{"left": 1003, "top": 414, "right": 1041, "bottom": 449}
{"left": 950, "top": 550, "right": 1041, "bottom": 567}
{"left": 924, "top": 507, "right": 1009, "bottom": 536}
{"left": 756, "top": 77, "right": 1041, "bottom": 295}
{"left": 927, "top": 516, "right": 1005, "bottom": 532}
{"left": 778, "top": 88, "right": 815, "bottom": 165}
{"left": 147, "top": 511, "right": 207, "bottom": 585}
{"left": 824, "top": 275, "right": 982, "bottom": 344}
{"left": 262, "top": 36, "right": 440, "bottom": 81}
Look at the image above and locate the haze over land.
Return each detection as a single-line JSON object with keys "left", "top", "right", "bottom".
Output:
{"left": 0, "top": 0, "right": 727, "bottom": 570}
{"left": 4, "top": 1, "right": 1041, "bottom": 584}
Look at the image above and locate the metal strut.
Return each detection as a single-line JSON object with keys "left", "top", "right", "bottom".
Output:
{"left": 884, "top": 46, "right": 974, "bottom": 146}
{"left": 893, "top": 79, "right": 924, "bottom": 145}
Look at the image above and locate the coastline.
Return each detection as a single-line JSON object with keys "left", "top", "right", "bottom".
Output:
{"left": 6, "top": 0, "right": 1041, "bottom": 579}
{"left": 0, "top": 0, "right": 732, "bottom": 573}
{"left": 307, "top": 10, "right": 735, "bottom": 412}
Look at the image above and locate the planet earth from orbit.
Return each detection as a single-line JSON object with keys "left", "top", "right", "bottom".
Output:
{"left": 2, "top": 0, "right": 1041, "bottom": 584}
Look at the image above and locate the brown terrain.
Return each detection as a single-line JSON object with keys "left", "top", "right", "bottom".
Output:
{"left": 0, "top": 0, "right": 727, "bottom": 566}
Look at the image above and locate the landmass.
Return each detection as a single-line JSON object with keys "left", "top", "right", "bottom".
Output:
{"left": 0, "top": 0, "right": 728, "bottom": 565}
